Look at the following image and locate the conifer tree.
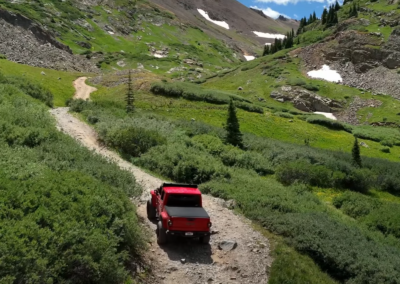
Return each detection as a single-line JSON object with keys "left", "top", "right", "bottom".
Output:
{"left": 352, "top": 137, "right": 362, "bottom": 167}
{"left": 263, "top": 45, "right": 270, "bottom": 56}
{"left": 313, "top": 11, "right": 317, "bottom": 22}
{"left": 125, "top": 70, "right": 135, "bottom": 113}
{"left": 335, "top": 1, "right": 341, "bottom": 11}
{"left": 224, "top": 99, "right": 243, "bottom": 148}
{"left": 322, "top": 8, "right": 328, "bottom": 24}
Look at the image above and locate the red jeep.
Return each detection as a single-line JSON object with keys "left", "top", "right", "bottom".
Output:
{"left": 147, "top": 183, "right": 212, "bottom": 245}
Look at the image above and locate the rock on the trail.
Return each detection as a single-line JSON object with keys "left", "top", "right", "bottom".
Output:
{"left": 180, "top": 258, "right": 186, "bottom": 264}
{"left": 218, "top": 240, "right": 237, "bottom": 251}
{"left": 224, "top": 199, "right": 237, "bottom": 209}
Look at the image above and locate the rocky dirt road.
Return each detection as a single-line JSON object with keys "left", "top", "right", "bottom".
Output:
{"left": 49, "top": 78, "right": 272, "bottom": 284}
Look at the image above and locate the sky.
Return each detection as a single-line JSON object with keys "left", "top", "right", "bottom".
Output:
{"left": 238, "top": 0, "right": 339, "bottom": 20}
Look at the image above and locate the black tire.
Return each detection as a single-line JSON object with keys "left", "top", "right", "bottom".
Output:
{"left": 157, "top": 221, "right": 167, "bottom": 245}
{"left": 147, "top": 199, "right": 156, "bottom": 220}
{"left": 200, "top": 235, "right": 210, "bottom": 244}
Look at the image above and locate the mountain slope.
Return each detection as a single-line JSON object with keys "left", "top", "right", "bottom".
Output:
{"left": 149, "top": 0, "right": 295, "bottom": 50}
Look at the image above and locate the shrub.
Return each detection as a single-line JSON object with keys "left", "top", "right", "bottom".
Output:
{"left": 0, "top": 86, "right": 144, "bottom": 283}
{"left": 0, "top": 54, "right": 6, "bottom": 60}
{"left": 235, "top": 102, "right": 264, "bottom": 113}
{"left": 137, "top": 143, "right": 230, "bottom": 184}
{"left": 380, "top": 146, "right": 391, "bottom": 153}
{"left": 333, "top": 191, "right": 380, "bottom": 219}
{"left": 5, "top": 77, "right": 53, "bottom": 107}
{"left": 287, "top": 78, "right": 306, "bottom": 86}
{"left": 304, "top": 84, "right": 319, "bottom": 91}
{"left": 306, "top": 116, "right": 352, "bottom": 132}
{"left": 274, "top": 112, "right": 294, "bottom": 119}
{"left": 67, "top": 98, "right": 89, "bottom": 112}
{"left": 99, "top": 126, "right": 166, "bottom": 158}
{"left": 352, "top": 126, "right": 400, "bottom": 145}
{"left": 276, "top": 160, "right": 334, "bottom": 188}
{"left": 87, "top": 115, "right": 99, "bottom": 124}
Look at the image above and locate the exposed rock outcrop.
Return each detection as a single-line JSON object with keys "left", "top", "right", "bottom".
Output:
{"left": 0, "top": 10, "right": 97, "bottom": 72}
{"left": 271, "top": 86, "right": 343, "bottom": 112}
{"left": 300, "top": 24, "right": 400, "bottom": 99}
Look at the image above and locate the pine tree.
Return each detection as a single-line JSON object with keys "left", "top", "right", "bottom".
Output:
{"left": 335, "top": 1, "right": 341, "bottom": 11}
{"left": 322, "top": 8, "right": 328, "bottom": 24}
{"left": 313, "top": 11, "right": 317, "bottom": 22}
{"left": 352, "top": 137, "right": 362, "bottom": 167}
{"left": 224, "top": 99, "right": 243, "bottom": 148}
{"left": 263, "top": 45, "right": 270, "bottom": 56}
{"left": 125, "top": 70, "right": 135, "bottom": 113}
{"left": 291, "top": 28, "right": 295, "bottom": 38}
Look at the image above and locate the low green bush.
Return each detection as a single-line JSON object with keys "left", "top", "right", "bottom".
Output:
{"left": 352, "top": 126, "right": 400, "bottom": 145}
{"left": 306, "top": 116, "right": 352, "bottom": 132}
{"left": 304, "top": 84, "right": 319, "bottom": 91}
{"left": 0, "top": 84, "right": 144, "bottom": 283}
{"left": 287, "top": 78, "right": 306, "bottom": 86}
{"left": 99, "top": 126, "right": 166, "bottom": 158}
{"left": 380, "top": 146, "right": 391, "bottom": 153}
{"left": 137, "top": 142, "right": 230, "bottom": 184}
{"left": 333, "top": 191, "right": 380, "bottom": 219}
{"left": 5, "top": 76, "right": 53, "bottom": 107}
{"left": 274, "top": 112, "right": 294, "bottom": 119}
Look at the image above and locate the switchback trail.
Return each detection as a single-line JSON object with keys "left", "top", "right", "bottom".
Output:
{"left": 49, "top": 78, "right": 272, "bottom": 284}
{"left": 73, "top": 77, "right": 97, "bottom": 100}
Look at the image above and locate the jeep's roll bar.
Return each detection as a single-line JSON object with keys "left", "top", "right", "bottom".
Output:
{"left": 162, "top": 182, "right": 198, "bottom": 188}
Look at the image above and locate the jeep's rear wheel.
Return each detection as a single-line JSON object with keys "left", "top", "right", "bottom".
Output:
{"left": 157, "top": 221, "right": 167, "bottom": 245}
{"left": 147, "top": 199, "right": 156, "bottom": 220}
{"left": 200, "top": 235, "right": 210, "bottom": 244}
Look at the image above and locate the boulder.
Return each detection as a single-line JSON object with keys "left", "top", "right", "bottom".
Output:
{"left": 218, "top": 240, "right": 237, "bottom": 251}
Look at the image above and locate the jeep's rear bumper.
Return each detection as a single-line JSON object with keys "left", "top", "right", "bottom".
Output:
{"left": 167, "top": 230, "right": 210, "bottom": 238}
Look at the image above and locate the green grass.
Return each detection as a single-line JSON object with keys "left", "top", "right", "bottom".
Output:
{"left": 0, "top": 59, "right": 83, "bottom": 106}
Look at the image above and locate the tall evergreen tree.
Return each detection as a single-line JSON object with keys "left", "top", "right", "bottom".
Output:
{"left": 352, "top": 137, "right": 362, "bottom": 168}
{"left": 313, "top": 11, "right": 317, "bottom": 22}
{"left": 125, "top": 70, "right": 135, "bottom": 113}
{"left": 224, "top": 99, "right": 243, "bottom": 148}
{"left": 263, "top": 45, "right": 270, "bottom": 56}
{"left": 335, "top": 1, "right": 341, "bottom": 11}
{"left": 322, "top": 8, "right": 328, "bottom": 24}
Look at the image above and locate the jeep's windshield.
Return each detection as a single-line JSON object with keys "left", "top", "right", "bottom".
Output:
{"left": 166, "top": 194, "right": 201, "bottom": 207}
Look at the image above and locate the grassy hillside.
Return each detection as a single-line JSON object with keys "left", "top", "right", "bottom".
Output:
{"left": 0, "top": 0, "right": 241, "bottom": 76}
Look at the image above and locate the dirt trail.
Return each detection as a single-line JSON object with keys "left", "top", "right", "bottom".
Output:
{"left": 73, "top": 77, "right": 97, "bottom": 100}
{"left": 49, "top": 78, "right": 272, "bottom": 284}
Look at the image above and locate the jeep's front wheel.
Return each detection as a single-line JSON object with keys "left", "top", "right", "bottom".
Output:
{"left": 200, "top": 235, "right": 210, "bottom": 244}
{"left": 157, "top": 221, "right": 167, "bottom": 245}
{"left": 147, "top": 199, "right": 156, "bottom": 220}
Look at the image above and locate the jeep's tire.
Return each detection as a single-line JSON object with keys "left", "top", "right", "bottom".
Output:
{"left": 157, "top": 221, "right": 167, "bottom": 245}
{"left": 200, "top": 235, "right": 210, "bottom": 244}
{"left": 147, "top": 199, "right": 156, "bottom": 220}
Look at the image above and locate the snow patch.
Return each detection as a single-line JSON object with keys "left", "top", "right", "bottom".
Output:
{"left": 265, "top": 43, "right": 272, "bottom": 46}
{"left": 307, "top": 65, "right": 343, "bottom": 83}
{"left": 197, "top": 9, "right": 229, "bottom": 30}
{"left": 253, "top": 31, "right": 286, "bottom": 39}
{"left": 108, "top": 31, "right": 114, "bottom": 35}
{"left": 244, "top": 55, "right": 255, "bottom": 61}
{"left": 153, "top": 53, "right": 166, "bottom": 58}
{"left": 314, "top": 112, "right": 337, "bottom": 120}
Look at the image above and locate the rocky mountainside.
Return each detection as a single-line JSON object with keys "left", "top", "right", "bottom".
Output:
{"left": 297, "top": 1, "right": 400, "bottom": 100}
{"left": 149, "top": 0, "right": 296, "bottom": 50}
{"left": 0, "top": 8, "right": 97, "bottom": 72}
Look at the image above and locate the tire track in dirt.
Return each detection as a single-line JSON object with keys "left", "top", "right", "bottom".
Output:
{"left": 49, "top": 78, "right": 272, "bottom": 284}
